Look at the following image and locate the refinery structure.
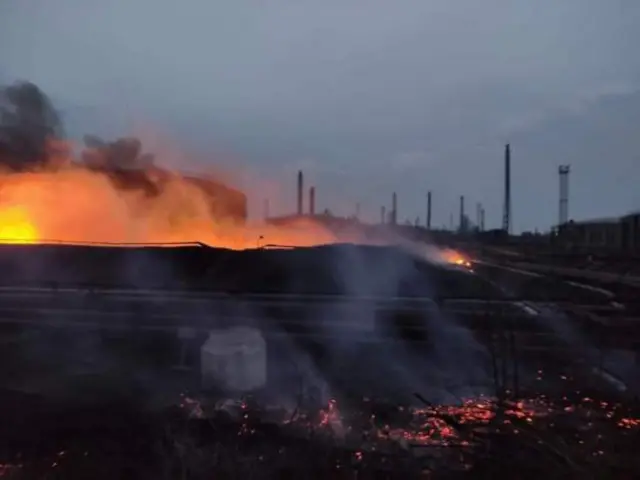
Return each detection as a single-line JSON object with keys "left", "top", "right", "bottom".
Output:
{"left": 0, "top": 81, "right": 639, "bottom": 478}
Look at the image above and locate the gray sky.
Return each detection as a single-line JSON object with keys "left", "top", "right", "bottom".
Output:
{"left": 1, "top": 0, "right": 639, "bottom": 231}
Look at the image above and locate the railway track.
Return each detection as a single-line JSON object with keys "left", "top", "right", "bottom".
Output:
{"left": 0, "top": 243, "right": 637, "bottom": 401}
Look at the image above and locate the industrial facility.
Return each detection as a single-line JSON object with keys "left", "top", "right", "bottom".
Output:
{"left": 556, "top": 212, "right": 640, "bottom": 251}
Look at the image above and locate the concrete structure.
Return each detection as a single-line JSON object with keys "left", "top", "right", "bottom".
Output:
{"left": 621, "top": 211, "right": 640, "bottom": 251}
{"left": 558, "top": 217, "right": 621, "bottom": 249}
{"left": 557, "top": 211, "right": 640, "bottom": 252}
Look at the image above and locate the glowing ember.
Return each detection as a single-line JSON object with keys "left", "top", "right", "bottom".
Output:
{"left": 180, "top": 392, "right": 640, "bottom": 455}
{"left": 440, "top": 249, "right": 473, "bottom": 268}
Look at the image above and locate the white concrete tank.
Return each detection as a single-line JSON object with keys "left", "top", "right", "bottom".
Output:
{"left": 200, "top": 327, "right": 267, "bottom": 392}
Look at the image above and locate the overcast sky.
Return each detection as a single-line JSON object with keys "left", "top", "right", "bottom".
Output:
{"left": 1, "top": 0, "right": 639, "bottom": 231}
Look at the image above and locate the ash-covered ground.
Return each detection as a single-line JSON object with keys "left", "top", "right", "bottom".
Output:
{"left": 0, "top": 244, "right": 639, "bottom": 479}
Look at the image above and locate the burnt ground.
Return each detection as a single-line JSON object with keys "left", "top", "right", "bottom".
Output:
{"left": 0, "top": 244, "right": 639, "bottom": 478}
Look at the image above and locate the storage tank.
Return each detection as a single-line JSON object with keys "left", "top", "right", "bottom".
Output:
{"left": 200, "top": 327, "right": 267, "bottom": 392}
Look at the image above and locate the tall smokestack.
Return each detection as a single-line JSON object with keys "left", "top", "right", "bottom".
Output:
{"left": 381, "top": 206, "right": 386, "bottom": 224}
{"left": 297, "top": 171, "right": 304, "bottom": 215}
{"left": 480, "top": 207, "right": 486, "bottom": 231}
{"left": 502, "top": 144, "right": 511, "bottom": 233}
{"left": 459, "top": 195, "right": 465, "bottom": 232}
{"left": 558, "top": 165, "right": 570, "bottom": 225}
{"left": 426, "top": 191, "right": 432, "bottom": 230}
{"left": 309, "top": 186, "right": 316, "bottom": 215}
{"left": 391, "top": 192, "right": 397, "bottom": 225}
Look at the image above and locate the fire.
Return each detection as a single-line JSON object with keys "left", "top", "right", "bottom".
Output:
{"left": 440, "top": 248, "right": 472, "bottom": 268}
{"left": 0, "top": 206, "right": 38, "bottom": 243}
{"left": 0, "top": 157, "right": 341, "bottom": 249}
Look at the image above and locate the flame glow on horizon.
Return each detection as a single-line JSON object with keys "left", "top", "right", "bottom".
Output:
{"left": 0, "top": 206, "right": 38, "bottom": 243}
{"left": 0, "top": 138, "right": 347, "bottom": 249}
{"left": 0, "top": 138, "right": 475, "bottom": 269}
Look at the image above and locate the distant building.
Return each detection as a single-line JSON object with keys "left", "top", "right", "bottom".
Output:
{"left": 556, "top": 211, "right": 640, "bottom": 252}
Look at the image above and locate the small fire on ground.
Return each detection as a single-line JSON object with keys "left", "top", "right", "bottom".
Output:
{"left": 440, "top": 249, "right": 473, "bottom": 269}
{"left": 178, "top": 391, "right": 640, "bottom": 454}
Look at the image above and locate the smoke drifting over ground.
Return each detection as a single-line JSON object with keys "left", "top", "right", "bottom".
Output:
{"left": 0, "top": 79, "right": 494, "bottom": 410}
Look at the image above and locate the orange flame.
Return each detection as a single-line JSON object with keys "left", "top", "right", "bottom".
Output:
{"left": 0, "top": 139, "right": 344, "bottom": 249}
{"left": 440, "top": 248, "right": 472, "bottom": 268}
{"left": 0, "top": 206, "right": 38, "bottom": 243}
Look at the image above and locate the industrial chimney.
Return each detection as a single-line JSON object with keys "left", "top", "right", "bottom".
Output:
{"left": 502, "top": 144, "right": 511, "bottom": 233}
{"left": 309, "top": 186, "right": 316, "bottom": 215}
{"left": 391, "top": 192, "right": 397, "bottom": 225}
{"left": 297, "top": 171, "right": 304, "bottom": 215}
{"left": 459, "top": 195, "right": 465, "bottom": 232}
{"left": 558, "top": 165, "right": 570, "bottom": 225}
{"left": 426, "top": 191, "right": 432, "bottom": 230}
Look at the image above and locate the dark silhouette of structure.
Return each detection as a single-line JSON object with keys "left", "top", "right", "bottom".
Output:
{"left": 426, "top": 191, "right": 432, "bottom": 230}
{"left": 297, "top": 171, "right": 304, "bottom": 215}
{"left": 502, "top": 144, "right": 511, "bottom": 233}
{"left": 391, "top": 192, "right": 397, "bottom": 225}
{"left": 559, "top": 165, "right": 570, "bottom": 226}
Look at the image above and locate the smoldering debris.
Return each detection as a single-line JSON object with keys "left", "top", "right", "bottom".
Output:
{"left": 1, "top": 383, "right": 639, "bottom": 479}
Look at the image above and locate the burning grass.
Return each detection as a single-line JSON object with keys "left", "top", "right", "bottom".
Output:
{"left": 1, "top": 380, "right": 638, "bottom": 479}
